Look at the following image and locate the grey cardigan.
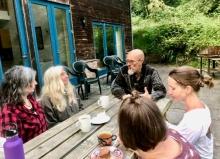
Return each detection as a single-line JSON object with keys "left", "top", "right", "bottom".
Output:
{"left": 40, "top": 96, "right": 79, "bottom": 128}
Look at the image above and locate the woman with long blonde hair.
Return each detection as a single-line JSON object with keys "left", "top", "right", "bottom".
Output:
{"left": 41, "top": 66, "right": 79, "bottom": 128}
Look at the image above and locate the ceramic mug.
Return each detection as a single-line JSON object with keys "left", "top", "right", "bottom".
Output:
{"left": 78, "top": 114, "right": 91, "bottom": 132}
{"left": 97, "top": 96, "right": 110, "bottom": 108}
{"left": 97, "top": 131, "right": 117, "bottom": 146}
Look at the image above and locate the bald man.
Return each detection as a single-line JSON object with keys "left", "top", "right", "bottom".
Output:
{"left": 111, "top": 49, "right": 166, "bottom": 101}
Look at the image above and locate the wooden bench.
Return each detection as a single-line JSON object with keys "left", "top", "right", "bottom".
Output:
{"left": 23, "top": 96, "right": 172, "bottom": 159}
{"left": 198, "top": 46, "right": 220, "bottom": 76}
{"left": 198, "top": 55, "right": 220, "bottom": 76}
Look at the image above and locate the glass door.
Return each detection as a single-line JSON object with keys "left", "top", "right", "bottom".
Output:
{"left": 106, "top": 25, "right": 114, "bottom": 56}
{"left": 28, "top": 0, "right": 75, "bottom": 86}
{"left": 54, "top": 7, "right": 73, "bottom": 67}
{"left": 31, "top": 3, "right": 53, "bottom": 80}
{"left": 115, "top": 26, "right": 124, "bottom": 60}
{"left": 93, "top": 25, "right": 104, "bottom": 60}
{"left": 0, "top": 0, "right": 30, "bottom": 81}
{"left": 92, "top": 22, "right": 125, "bottom": 63}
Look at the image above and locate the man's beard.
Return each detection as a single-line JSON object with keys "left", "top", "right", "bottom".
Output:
{"left": 128, "top": 69, "right": 135, "bottom": 75}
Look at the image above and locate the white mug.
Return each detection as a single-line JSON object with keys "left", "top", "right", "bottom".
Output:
{"left": 97, "top": 96, "right": 110, "bottom": 108}
{"left": 78, "top": 114, "right": 91, "bottom": 132}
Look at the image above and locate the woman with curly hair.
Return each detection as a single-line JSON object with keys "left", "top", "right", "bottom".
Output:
{"left": 0, "top": 66, "right": 47, "bottom": 143}
{"left": 167, "top": 66, "right": 214, "bottom": 159}
{"left": 118, "top": 91, "right": 200, "bottom": 159}
{"left": 40, "top": 66, "right": 80, "bottom": 128}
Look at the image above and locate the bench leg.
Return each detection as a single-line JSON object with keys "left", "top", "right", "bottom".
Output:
{"left": 200, "top": 57, "right": 202, "bottom": 74}
{"left": 207, "top": 59, "right": 211, "bottom": 74}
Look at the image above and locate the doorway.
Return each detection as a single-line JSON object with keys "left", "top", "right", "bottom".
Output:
{"left": 28, "top": 0, "right": 75, "bottom": 86}
{"left": 0, "top": 0, "right": 25, "bottom": 81}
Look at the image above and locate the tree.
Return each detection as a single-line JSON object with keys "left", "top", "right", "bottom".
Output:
{"left": 131, "top": 0, "right": 150, "bottom": 17}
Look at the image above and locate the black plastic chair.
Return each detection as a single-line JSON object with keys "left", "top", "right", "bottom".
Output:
{"left": 63, "top": 66, "right": 85, "bottom": 100}
{"left": 115, "top": 56, "right": 126, "bottom": 65}
{"left": 103, "top": 55, "right": 124, "bottom": 84}
{"left": 72, "top": 61, "right": 102, "bottom": 99}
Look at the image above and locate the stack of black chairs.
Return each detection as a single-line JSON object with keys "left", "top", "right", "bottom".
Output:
{"left": 72, "top": 61, "right": 102, "bottom": 99}
{"left": 103, "top": 55, "right": 125, "bottom": 84}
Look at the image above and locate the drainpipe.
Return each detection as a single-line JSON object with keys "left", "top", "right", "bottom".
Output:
{"left": 129, "top": 0, "right": 133, "bottom": 49}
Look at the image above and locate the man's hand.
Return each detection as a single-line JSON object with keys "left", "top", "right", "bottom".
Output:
{"left": 140, "top": 87, "right": 152, "bottom": 99}
{"left": 122, "top": 94, "right": 132, "bottom": 100}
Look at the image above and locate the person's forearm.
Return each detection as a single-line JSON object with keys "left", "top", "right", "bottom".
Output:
{"left": 111, "top": 76, "right": 126, "bottom": 99}
{"left": 111, "top": 86, "right": 125, "bottom": 99}
{"left": 151, "top": 90, "right": 166, "bottom": 101}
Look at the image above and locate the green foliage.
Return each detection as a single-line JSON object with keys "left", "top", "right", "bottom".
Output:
{"left": 131, "top": 0, "right": 150, "bottom": 18}
{"left": 163, "top": 0, "right": 182, "bottom": 7}
{"left": 132, "top": 0, "right": 220, "bottom": 63}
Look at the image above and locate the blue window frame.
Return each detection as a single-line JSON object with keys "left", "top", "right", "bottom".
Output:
{"left": 27, "top": 0, "right": 75, "bottom": 86}
{"left": 0, "top": 0, "right": 75, "bottom": 86}
{"left": 92, "top": 22, "right": 125, "bottom": 62}
{"left": 0, "top": 0, "right": 31, "bottom": 81}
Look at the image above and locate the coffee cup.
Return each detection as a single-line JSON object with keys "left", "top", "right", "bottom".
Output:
{"left": 97, "top": 96, "right": 110, "bottom": 108}
{"left": 78, "top": 114, "right": 91, "bottom": 132}
{"left": 97, "top": 131, "right": 117, "bottom": 146}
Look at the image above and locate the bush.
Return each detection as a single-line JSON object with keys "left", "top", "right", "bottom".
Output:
{"left": 132, "top": 0, "right": 220, "bottom": 64}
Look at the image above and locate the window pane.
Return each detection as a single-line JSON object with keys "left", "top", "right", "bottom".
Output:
{"left": 55, "top": 8, "right": 70, "bottom": 67}
{"left": 32, "top": 3, "right": 54, "bottom": 73}
{"left": 106, "top": 26, "right": 114, "bottom": 56}
{"left": 93, "top": 25, "right": 104, "bottom": 60}
{"left": 115, "top": 27, "right": 124, "bottom": 60}
{"left": 0, "top": 1, "right": 23, "bottom": 72}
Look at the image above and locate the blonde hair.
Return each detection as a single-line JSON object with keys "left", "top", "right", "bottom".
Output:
{"left": 41, "top": 66, "right": 77, "bottom": 111}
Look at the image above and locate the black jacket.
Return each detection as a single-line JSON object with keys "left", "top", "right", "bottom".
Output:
{"left": 111, "top": 64, "right": 166, "bottom": 101}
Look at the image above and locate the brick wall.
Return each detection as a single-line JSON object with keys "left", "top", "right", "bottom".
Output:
{"left": 70, "top": 0, "right": 132, "bottom": 59}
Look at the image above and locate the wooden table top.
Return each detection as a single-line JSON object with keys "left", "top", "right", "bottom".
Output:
{"left": 24, "top": 96, "right": 172, "bottom": 159}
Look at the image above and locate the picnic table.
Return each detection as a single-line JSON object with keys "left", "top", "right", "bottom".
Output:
{"left": 23, "top": 96, "right": 172, "bottom": 159}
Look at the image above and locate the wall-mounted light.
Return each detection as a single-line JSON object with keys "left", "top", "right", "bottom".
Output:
{"left": 80, "top": 16, "right": 87, "bottom": 29}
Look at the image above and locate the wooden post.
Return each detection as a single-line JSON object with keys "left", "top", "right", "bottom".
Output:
{"left": 200, "top": 57, "right": 203, "bottom": 74}
{"left": 208, "top": 59, "right": 211, "bottom": 74}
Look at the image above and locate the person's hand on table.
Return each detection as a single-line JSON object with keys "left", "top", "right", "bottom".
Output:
{"left": 140, "top": 87, "right": 152, "bottom": 99}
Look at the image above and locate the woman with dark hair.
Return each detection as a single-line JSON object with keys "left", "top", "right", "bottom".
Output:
{"left": 167, "top": 66, "right": 214, "bottom": 159}
{"left": 118, "top": 91, "right": 200, "bottom": 159}
{"left": 0, "top": 66, "right": 47, "bottom": 143}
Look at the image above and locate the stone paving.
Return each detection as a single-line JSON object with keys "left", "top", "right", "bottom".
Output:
{"left": 81, "top": 64, "right": 220, "bottom": 159}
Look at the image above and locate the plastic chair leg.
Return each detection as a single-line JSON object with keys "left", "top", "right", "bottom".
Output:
{"left": 98, "top": 80, "right": 102, "bottom": 94}
{"left": 106, "top": 74, "right": 109, "bottom": 84}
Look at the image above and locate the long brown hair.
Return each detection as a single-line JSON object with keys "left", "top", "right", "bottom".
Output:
{"left": 169, "top": 66, "right": 214, "bottom": 92}
{"left": 0, "top": 66, "right": 36, "bottom": 106}
{"left": 118, "top": 91, "right": 167, "bottom": 151}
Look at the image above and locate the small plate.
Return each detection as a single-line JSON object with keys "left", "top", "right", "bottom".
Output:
{"left": 91, "top": 115, "right": 110, "bottom": 124}
{"left": 90, "top": 146, "right": 123, "bottom": 159}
